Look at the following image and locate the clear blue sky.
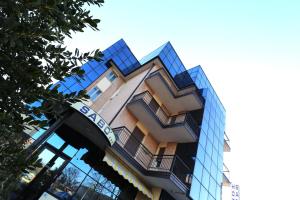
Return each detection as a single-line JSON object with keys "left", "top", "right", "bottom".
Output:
{"left": 65, "top": 1, "right": 300, "bottom": 199}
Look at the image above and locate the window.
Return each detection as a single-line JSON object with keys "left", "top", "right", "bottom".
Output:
{"left": 107, "top": 71, "right": 117, "bottom": 82}
{"left": 87, "top": 86, "right": 102, "bottom": 101}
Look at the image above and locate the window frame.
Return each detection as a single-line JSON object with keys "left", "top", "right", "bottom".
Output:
{"left": 87, "top": 86, "right": 102, "bottom": 102}
{"left": 106, "top": 71, "right": 117, "bottom": 82}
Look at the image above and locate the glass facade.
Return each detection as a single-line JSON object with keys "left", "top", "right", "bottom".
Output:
{"left": 22, "top": 128, "right": 137, "bottom": 200}
{"left": 53, "top": 39, "right": 140, "bottom": 94}
{"left": 44, "top": 134, "right": 122, "bottom": 199}
{"left": 187, "top": 66, "right": 226, "bottom": 200}
{"left": 48, "top": 39, "right": 226, "bottom": 200}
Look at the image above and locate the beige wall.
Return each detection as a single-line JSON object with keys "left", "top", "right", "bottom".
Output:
{"left": 91, "top": 74, "right": 124, "bottom": 112}
{"left": 136, "top": 122, "right": 158, "bottom": 154}
{"left": 143, "top": 134, "right": 159, "bottom": 155}
{"left": 166, "top": 142, "right": 177, "bottom": 155}
{"left": 84, "top": 68, "right": 123, "bottom": 108}
{"left": 101, "top": 67, "right": 150, "bottom": 124}
{"left": 155, "top": 142, "right": 177, "bottom": 155}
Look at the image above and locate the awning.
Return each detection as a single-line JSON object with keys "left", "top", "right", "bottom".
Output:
{"left": 103, "top": 151, "right": 153, "bottom": 199}
{"left": 70, "top": 102, "right": 116, "bottom": 146}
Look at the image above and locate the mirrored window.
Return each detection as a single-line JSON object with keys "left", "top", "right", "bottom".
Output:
{"left": 71, "top": 148, "right": 91, "bottom": 173}
{"left": 47, "top": 133, "right": 65, "bottom": 149}
{"left": 49, "top": 163, "right": 86, "bottom": 198}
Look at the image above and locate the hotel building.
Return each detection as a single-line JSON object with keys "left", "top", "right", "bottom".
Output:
{"left": 19, "top": 39, "right": 231, "bottom": 200}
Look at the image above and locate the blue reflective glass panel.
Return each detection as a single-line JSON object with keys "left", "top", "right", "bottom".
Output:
{"left": 47, "top": 133, "right": 65, "bottom": 149}
{"left": 71, "top": 148, "right": 91, "bottom": 173}
{"left": 190, "top": 176, "right": 201, "bottom": 200}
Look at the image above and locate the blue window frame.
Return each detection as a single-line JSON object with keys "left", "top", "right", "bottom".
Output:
{"left": 107, "top": 71, "right": 117, "bottom": 82}
{"left": 87, "top": 86, "right": 102, "bottom": 101}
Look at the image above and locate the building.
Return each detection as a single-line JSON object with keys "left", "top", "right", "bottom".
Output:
{"left": 19, "top": 39, "right": 231, "bottom": 200}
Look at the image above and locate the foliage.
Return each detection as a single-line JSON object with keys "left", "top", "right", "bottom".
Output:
{"left": 0, "top": 0, "right": 104, "bottom": 198}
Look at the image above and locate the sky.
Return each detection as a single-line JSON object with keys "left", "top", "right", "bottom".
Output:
{"left": 65, "top": 1, "right": 300, "bottom": 199}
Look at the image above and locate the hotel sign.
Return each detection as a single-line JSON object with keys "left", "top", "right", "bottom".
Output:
{"left": 71, "top": 102, "right": 116, "bottom": 145}
{"left": 232, "top": 184, "right": 240, "bottom": 200}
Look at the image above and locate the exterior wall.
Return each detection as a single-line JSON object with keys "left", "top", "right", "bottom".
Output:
{"left": 155, "top": 142, "right": 177, "bottom": 155}
{"left": 88, "top": 69, "right": 124, "bottom": 112}
{"left": 142, "top": 132, "right": 158, "bottom": 155}
{"left": 165, "top": 143, "right": 177, "bottom": 155}
{"left": 101, "top": 67, "right": 150, "bottom": 124}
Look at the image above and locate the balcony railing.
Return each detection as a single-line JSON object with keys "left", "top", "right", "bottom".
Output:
{"left": 224, "top": 132, "right": 231, "bottom": 152}
{"left": 113, "top": 127, "right": 152, "bottom": 169}
{"left": 113, "top": 127, "right": 191, "bottom": 187}
{"left": 223, "top": 163, "right": 231, "bottom": 186}
{"left": 224, "top": 132, "right": 230, "bottom": 143}
{"left": 130, "top": 91, "right": 199, "bottom": 135}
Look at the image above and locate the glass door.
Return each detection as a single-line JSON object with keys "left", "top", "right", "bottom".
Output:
{"left": 17, "top": 131, "right": 80, "bottom": 200}
{"left": 20, "top": 143, "right": 70, "bottom": 200}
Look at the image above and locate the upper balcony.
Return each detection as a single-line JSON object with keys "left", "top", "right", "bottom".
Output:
{"left": 127, "top": 91, "right": 199, "bottom": 143}
{"left": 222, "top": 164, "right": 231, "bottom": 186}
{"left": 145, "top": 69, "right": 204, "bottom": 114}
{"left": 112, "top": 127, "right": 192, "bottom": 200}
{"left": 224, "top": 132, "right": 231, "bottom": 152}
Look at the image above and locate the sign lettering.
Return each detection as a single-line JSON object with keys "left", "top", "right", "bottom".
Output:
{"left": 231, "top": 184, "right": 240, "bottom": 200}
{"left": 71, "top": 102, "right": 116, "bottom": 145}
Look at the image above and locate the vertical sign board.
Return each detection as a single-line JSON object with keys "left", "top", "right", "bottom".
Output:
{"left": 232, "top": 184, "right": 240, "bottom": 200}
{"left": 71, "top": 102, "right": 116, "bottom": 146}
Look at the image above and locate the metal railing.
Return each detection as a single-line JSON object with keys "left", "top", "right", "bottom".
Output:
{"left": 223, "top": 132, "right": 231, "bottom": 152}
{"left": 224, "top": 132, "right": 230, "bottom": 143}
{"left": 223, "top": 163, "right": 230, "bottom": 179}
{"left": 113, "top": 127, "right": 191, "bottom": 186}
{"left": 113, "top": 127, "right": 152, "bottom": 169}
{"left": 223, "top": 163, "right": 230, "bottom": 174}
{"left": 129, "top": 91, "right": 199, "bottom": 135}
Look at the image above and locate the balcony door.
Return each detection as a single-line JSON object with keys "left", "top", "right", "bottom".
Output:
{"left": 156, "top": 147, "right": 166, "bottom": 167}
{"left": 124, "top": 127, "right": 144, "bottom": 157}
{"left": 149, "top": 98, "right": 159, "bottom": 113}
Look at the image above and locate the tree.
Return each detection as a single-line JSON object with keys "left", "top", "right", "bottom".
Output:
{"left": 0, "top": 0, "right": 104, "bottom": 197}
{"left": 56, "top": 166, "right": 81, "bottom": 191}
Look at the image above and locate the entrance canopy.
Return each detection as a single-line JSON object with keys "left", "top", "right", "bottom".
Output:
{"left": 62, "top": 102, "right": 116, "bottom": 150}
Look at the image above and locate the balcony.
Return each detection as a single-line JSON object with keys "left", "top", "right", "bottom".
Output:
{"left": 145, "top": 69, "right": 204, "bottom": 114}
{"left": 224, "top": 132, "right": 231, "bottom": 152}
{"left": 113, "top": 127, "right": 192, "bottom": 200}
{"left": 126, "top": 91, "right": 199, "bottom": 143}
{"left": 222, "top": 164, "right": 231, "bottom": 186}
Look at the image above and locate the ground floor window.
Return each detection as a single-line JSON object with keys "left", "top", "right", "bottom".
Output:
{"left": 18, "top": 125, "right": 137, "bottom": 200}
{"left": 48, "top": 152, "right": 121, "bottom": 200}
